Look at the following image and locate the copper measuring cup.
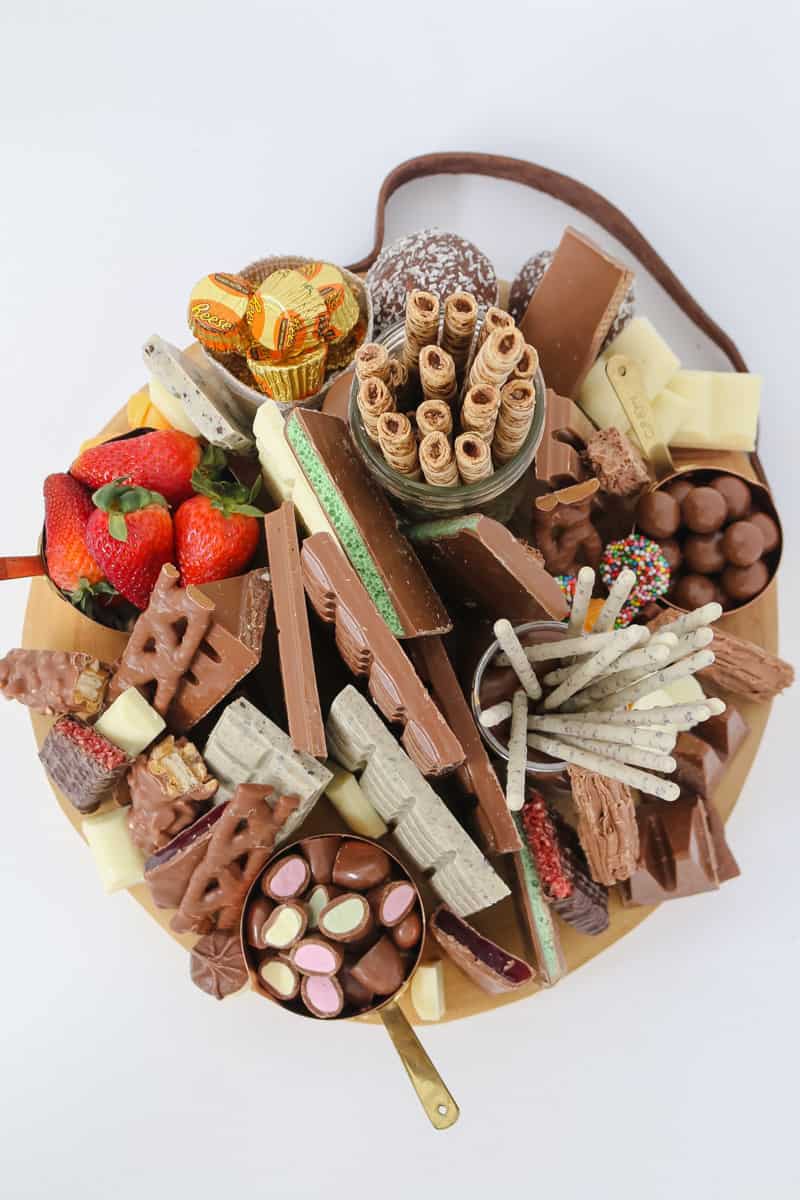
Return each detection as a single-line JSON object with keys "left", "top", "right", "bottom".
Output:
{"left": 241, "top": 834, "right": 459, "bottom": 1130}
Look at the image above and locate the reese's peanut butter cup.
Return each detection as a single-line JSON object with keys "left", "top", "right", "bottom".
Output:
{"left": 297, "top": 262, "right": 360, "bottom": 340}
{"left": 327, "top": 318, "right": 367, "bottom": 371}
{"left": 247, "top": 341, "right": 329, "bottom": 403}
{"left": 188, "top": 273, "right": 254, "bottom": 355}
{"left": 246, "top": 268, "right": 328, "bottom": 356}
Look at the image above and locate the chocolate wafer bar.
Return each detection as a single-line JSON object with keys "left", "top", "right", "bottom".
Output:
{"left": 302, "top": 534, "right": 464, "bottom": 777}
{"left": 519, "top": 227, "right": 634, "bottom": 397}
{"left": 325, "top": 685, "right": 508, "bottom": 916}
{"left": 284, "top": 406, "right": 450, "bottom": 639}
{"left": 0, "top": 649, "right": 109, "bottom": 719}
{"left": 39, "top": 716, "right": 130, "bottom": 813}
{"left": 510, "top": 812, "right": 566, "bottom": 986}
{"left": 407, "top": 514, "right": 568, "bottom": 623}
{"left": 519, "top": 792, "right": 608, "bottom": 934}
{"left": 264, "top": 501, "right": 326, "bottom": 758}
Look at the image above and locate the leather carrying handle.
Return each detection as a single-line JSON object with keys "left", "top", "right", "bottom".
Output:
{"left": 346, "top": 152, "right": 748, "bottom": 373}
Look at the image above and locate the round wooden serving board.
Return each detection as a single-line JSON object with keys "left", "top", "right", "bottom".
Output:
{"left": 21, "top": 403, "right": 778, "bottom": 1026}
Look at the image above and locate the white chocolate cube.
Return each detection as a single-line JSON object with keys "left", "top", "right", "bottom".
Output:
{"left": 578, "top": 318, "right": 681, "bottom": 430}
{"left": 667, "top": 370, "right": 760, "bottom": 451}
{"left": 82, "top": 807, "right": 145, "bottom": 893}
{"left": 95, "top": 687, "right": 166, "bottom": 757}
{"left": 649, "top": 387, "right": 691, "bottom": 446}
{"left": 324, "top": 763, "right": 388, "bottom": 838}
{"left": 411, "top": 961, "right": 446, "bottom": 1022}
{"left": 253, "top": 400, "right": 336, "bottom": 536}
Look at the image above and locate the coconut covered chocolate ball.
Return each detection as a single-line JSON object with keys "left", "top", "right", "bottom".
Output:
{"left": 709, "top": 473, "right": 752, "bottom": 520}
{"left": 681, "top": 486, "right": 728, "bottom": 534}
{"left": 366, "top": 228, "right": 498, "bottom": 335}
{"left": 636, "top": 490, "right": 682, "bottom": 539}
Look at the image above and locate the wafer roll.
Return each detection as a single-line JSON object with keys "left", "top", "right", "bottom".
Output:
{"left": 357, "top": 377, "right": 396, "bottom": 442}
{"left": 354, "top": 342, "right": 391, "bottom": 383}
{"left": 455, "top": 433, "right": 493, "bottom": 484}
{"left": 416, "top": 398, "right": 453, "bottom": 438}
{"left": 493, "top": 379, "right": 536, "bottom": 464}
{"left": 402, "top": 290, "right": 440, "bottom": 373}
{"left": 476, "top": 306, "right": 514, "bottom": 350}
{"left": 469, "top": 327, "right": 525, "bottom": 390}
{"left": 441, "top": 291, "right": 478, "bottom": 379}
{"left": 419, "top": 345, "right": 457, "bottom": 406}
{"left": 510, "top": 344, "right": 539, "bottom": 382}
{"left": 377, "top": 412, "right": 421, "bottom": 479}
{"left": 419, "top": 431, "right": 459, "bottom": 487}
{"left": 385, "top": 356, "right": 409, "bottom": 398}
{"left": 460, "top": 384, "right": 501, "bottom": 443}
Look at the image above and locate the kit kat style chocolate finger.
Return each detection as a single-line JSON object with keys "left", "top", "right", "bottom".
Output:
{"left": 429, "top": 906, "right": 535, "bottom": 995}
{"left": 301, "top": 534, "right": 465, "bottom": 777}
{"left": 263, "top": 501, "right": 326, "bottom": 758}
{"left": 0, "top": 649, "right": 110, "bottom": 719}
{"left": 284, "top": 406, "right": 450, "bottom": 639}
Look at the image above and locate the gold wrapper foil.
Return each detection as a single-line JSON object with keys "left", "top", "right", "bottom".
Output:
{"left": 246, "top": 268, "right": 328, "bottom": 356}
{"left": 297, "top": 263, "right": 360, "bottom": 340}
{"left": 328, "top": 320, "right": 367, "bottom": 371}
{"left": 188, "top": 272, "right": 254, "bottom": 354}
{"left": 247, "top": 342, "right": 328, "bottom": 402}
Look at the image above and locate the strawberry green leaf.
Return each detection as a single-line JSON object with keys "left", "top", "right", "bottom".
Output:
{"left": 190, "top": 470, "right": 263, "bottom": 518}
{"left": 108, "top": 512, "right": 129, "bottom": 542}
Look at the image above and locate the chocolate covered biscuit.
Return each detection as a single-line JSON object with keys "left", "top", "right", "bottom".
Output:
{"left": 127, "top": 735, "right": 218, "bottom": 856}
{"left": 39, "top": 716, "right": 130, "bottom": 814}
{"left": 0, "top": 649, "right": 109, "bottom": 719}
{"left": 519, "top": 793, "right": 609, "bottom": 935}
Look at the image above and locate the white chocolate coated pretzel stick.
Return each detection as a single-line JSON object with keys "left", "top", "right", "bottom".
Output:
{"left": 591, "top": 649, "right": 716, "bottom": 711}
{"left": 527, "top": 715, "right": 676, "bottom": 752}
{"left": 568, "top": 567, "right": 596, "bottom": 638}
{"left": 544, "top": 627, "right": 647, "bottom": 710}
{"left": 567, "top": 644, "right": 674, "bottom": 703}
{"left": 506, "top": 690, "right": 529, "bottom": 812}
{"left": 494, "top": 628, "right": 621, "bottom": 666}
{"left": 493, "top": 619, "right": 542, "bottom": 700}
{"left": 556, "top": 734, "right": 676, "bottom": 774}
{"left": 653, "top": 602, "right": 722, "bottom": 639}
{"left": 478, "top": 700, "right": 513, "bottom": 728}
{"left": 559, "top": 701, "right": 719, "bottom": 727}
{"left": 525, "top": 733, "right": 681, "bottom": 801}
{"left": 592, "top": 568, "right": 636, "bottom": 634}
{"left": 656, "top": 627, "right": 714, "bottom": 667}
{"left": 543, "top": 640, "right": 670, "bottom": 688}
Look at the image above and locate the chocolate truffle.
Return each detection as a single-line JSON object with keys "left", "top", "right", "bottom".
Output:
{"left": 366, "top": 229, "right": 498, "bottom": 335}
{"left": 721, "top": 560, "right": 769, "bottom": 602}
{"left": 658, "top": 538, "right": 682, "bottom": 573}
{"left": 636, "top": 490, "right": 681, "bottom": 539}
{"left": 665, "top": 477, "right": 694, "bottom": 504}
{"left": 749, "top": 510, "right": 780, "bottom": 554}
{"left": 681, "top": 487, "right": 727, "bottom": 534}
{"left": 508, "top": 248, "right": 635, "bottom": 344}
{"left": 671, "top": 574, "right": 718, "bottom": 609}
{"left": 709, "top": 473, "right": 752, "bottom": 520}
{"left": 721, "top": 520, "right": 764, "bottom": 568}
{"left": 683, "top": 532, "right": 726, "bottom": 575}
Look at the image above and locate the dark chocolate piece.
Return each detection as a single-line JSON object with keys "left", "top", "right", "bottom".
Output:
{"left": 0, "top": 649, "right": 110, "bottom": 718}
{"left": 332, "top": 841, "right": 391, "bottom": 891}
{"left": 190, "top": 932, "right": 248, "bottom": 999}
{"left": 264, "top": 501, "right": 326, "bottom": 757}
{"left": 39, "top": 716, "right": 129, "bottom": 814}
{"left": 621, "top": 795, "right": 727, "bottom": 905}
{"left": 430, "top": 905, "right": 534, "bottom": 995}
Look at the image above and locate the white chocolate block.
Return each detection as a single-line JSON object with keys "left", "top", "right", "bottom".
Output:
{"left": 410, "top": 961, "right": 446, "bottom": 1022}
{"left": 667, "top": 370, "right": 760, "bottom": 451}
{"left": 147, "top": 377, "right": 201, "bottom": 436}
{"left": 142, "top": 335, "right": 254, "bottom": 453}
{"left": 253, "top": 400, "right": 336, "bottom": 536}
{"left": 634, "top": 675, "right": 705, "bottom": 710}
{"left": 578, "top": 318, "right": 681, "bottom": 430}
{"left": 324, "top": 763, "right": 388, "bottom": 838}
{"left": 95, "top": 687, "right": 165, "bottom": 756}
{"left": 326, "top": 686, "right": 509, "bottom": 917}
{"left": 649, "top": 387, "right": 691, "bottom": 446}
{"left": 82, "top": 807, "right": 145, "bottom": 893}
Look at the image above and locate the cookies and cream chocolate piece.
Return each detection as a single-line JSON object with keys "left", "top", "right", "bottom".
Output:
{"left": 143, "top": 336, "right": 254, "bottom": 452}
{"left": 82, "top": 806, "right": 146, "bottom": 893}
{"left": 620, "top": 795, "right": 738, "bottom": 906}
{"left": 519, "top": 227, "right": 633, "bottom": 397}
{"left": 202, "top": 697, "right": 332, "bottom": 843}
{"left": 326, "top": 686, "right": 508, "bottom": 916}
{"left": 430, "top": 905, "right": 534, "bottom": 995}
{"left": 40, "top": 716, "right": 130, "bottom": 813}
{"left": 668, "top": 371, "right": 760, "bottom": 452}
{"left": 285, "top": 407, "right": 450, "bottom": 639}
{"left": 407, "top": 514, "right": 568, "bottom": 623}
{"left": 95, "top": 687, "right": 166, "bottom": 758}
{"left": 302, "top": 535, "right": 464, "bottom": 777}
{"left": 323, "top": 764, "right": 388, "bottom": 839}
{"left": 190, "top": 932, "right": 248, "bottom": 999}
{"left": 0, "top": 649, "right": 109, "bottom": 719}
{"left": 567, "top": 766, "right": 639, "bottom": 885}
{"left": 253, "top": 400, "right": 335, "bottom": 535}
{"left": 578, "top": 318, "right": 680, "bottom": 431}
{"left": 264, "top": 502, "right": 325, "bottom": 758}
{"left": 127, "top": 735, "right": 217, "bottom": 856}
{"left": 585, "top": 427, "right": 650, "bottom": 497}
{"left": 410, "top": 961, "right": 446, "bottom": 1022}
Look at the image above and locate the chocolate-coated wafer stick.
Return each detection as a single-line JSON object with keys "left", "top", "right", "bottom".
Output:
{"left": 560, "top": 702, "right": 717, "bottom": 728}
{"left": 495, "top": 629, "right": 620, "bottom": 665}
{"left": 567, "top": 566, "right": 595, "bottom": 638}
{"left": 506, "top": 691, "right": 529, "bottom": 813}
{"left": 557, "top": 735, "right": 676, "bottom": 773}
{"left": 493, "top": 619, "right": 542, "bottom": 700}
{"left": 544, "top": 626, "right": 646, "bottom": 710}
{"left": 592, "top": 568, "right": 636, "bottom": 634}
{"left": 478, "top": 701, "right": 513, "bottom": 728}
{"left": 591, "top": 650, "right": 716, "bottom": 712}
{"left": 653, "top": 602, "right": 722, "bottom": 639}
{"left": 526, "top": 733, "right": 680, "bottom": 801}
{"left": 527, "top": 714, "right": 676, "bottom": 752}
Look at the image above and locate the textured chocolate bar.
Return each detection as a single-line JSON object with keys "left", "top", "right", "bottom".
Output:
{"left": 567, "top": 766, "right": 639, "bottom": 886}
{"left": 0, "top": 649, "right": 109, "bottom": 719}
{"left": 620, "top": 794, "right": 738, "bottom": 906}
{"left": 407, "top": 514, "right": 568, "bottom": 623}
{"left": 326, "top": 685, "right": 508, "bottom": 917}
{"left": 263, "top": 502, "right": 326, "bottom": 757}
{"left": 302, "top": 533, "right": 464, "bottom": 777}
{"left": 39, "top": 716, "right": 130, "bottom": 813}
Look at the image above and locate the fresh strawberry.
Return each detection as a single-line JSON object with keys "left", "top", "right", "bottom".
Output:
{"left": 174, "top": 467, "right": 262, "bottom": 586}
{"left": 43, "top": 473, "right": 105, "bottom": 593}
{"left": 86, "top": 481, "right": 174, "bottom": 609}
{"left": 71, "top": 430, "right": 202, "bottom": 508}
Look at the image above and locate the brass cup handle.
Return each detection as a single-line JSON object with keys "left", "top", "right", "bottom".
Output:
{"left": 378, "top": 1000, "right": 459, "bottom": 1130}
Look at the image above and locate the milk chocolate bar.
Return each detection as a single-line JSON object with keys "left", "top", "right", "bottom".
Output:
{"left": 285, "top": 406, "right": 450, "bottom": 639}
{"left": 263, "top": 502, "right": 325, "bottom": 757}
{"left": 519, "top": 227, "right": 634, "bottom": 397}
{"left": 302, "top": 534, "right": 464, "bottom": 777}
{"left": 326, "top": 686, "right": 509, "bottom": 916}
{"left": 408, "top": 635, "right": 520, "bottom": 854}
{"left": 39, "top": 716, "right": 130, "bottom": 814}
{"left": 535, "top": 389, "right": 596, "bottom": 488}
{"left": 673, "top": 699, "right": 749, "bottom": 797}
{"left": 620, "top": 794, "right": 739, "bottom": 906}
{"left": 407, "top": 514, "right": 568, "bottom": 624}
{"left": 145, "top": 804, "right": 226, "bottom": 909}
{"left": 202, "top": 696, "right": 331, "bottom": 843}
{"left": 0, "top": 649, "right": 109, "bottom": 719}
{"left": 429, "top": 905, "right": 534, "bottom": 995}
{"left": 196, "top": 569, "right": 271, "bottom": 659}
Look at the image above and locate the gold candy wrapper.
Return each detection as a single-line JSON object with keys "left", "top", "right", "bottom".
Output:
{"left": 246, "top": 268, "right": 328, "bottom": 356}
{"left": 327, "top": 318, "right": 367, "bottom": 371}
{"left": 188, "top": 272, "right": 254, "bottom": 354}
{"left": 298, "top": 262, "right": 360, "bottom": 340}
{"left": 247, "top": 341, "right": 329, "bottom": 403}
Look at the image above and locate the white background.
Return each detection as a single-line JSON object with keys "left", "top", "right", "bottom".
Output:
{"left": 1, "top": 2, "right": 799, "bottom": 1197}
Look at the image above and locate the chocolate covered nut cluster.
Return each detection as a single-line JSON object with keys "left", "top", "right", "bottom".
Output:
{"left": 244, "top": 837, "right": 423, "bottom": 1020}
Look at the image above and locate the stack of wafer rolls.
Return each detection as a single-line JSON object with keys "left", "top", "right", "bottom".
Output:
{"left": 476, "top": 305, "right": 514, "bottom": 350}
{"left": 441, "top": 291, "right": 478, "bottom": 380}
{"left": 354, "top": 342, "right": 392, "bottom": 384}
{"left": 419, "top": 345, "right": 457, "bottom": 406}
{"left": 357, "top": 376, "right": 395, "bottom": 442}
{"left": 419, "top": 431, "right": 459, "bottom": 487}
{"left": 416, "top": 398, "right": 453, "bottom": 438}
{"left": 493, "top": 379, "right": 536, "bottom": 464}
{"left": 510, "top": 343, "right": 538, "bottom": 382}
{"left": 461, "top": 384, "right": 501, "bottom": 443}
{"left": 377, "top": 411, "right": 421, "bottom": 479}
{"left": 401, "top": 290, "right": 440, "bottom": 373}
{"left": 468, "top": 327, "right": 525, "bottom": 389}
{"left": 455, "top": 433, "right": 494, "bottom": 483}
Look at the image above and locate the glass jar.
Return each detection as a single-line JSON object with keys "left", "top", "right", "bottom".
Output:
{"left": 470, "top": 620, "right": 570, "bottom": 776}
{"left": 348, "top": 321, "right": 547, "bottom": 523}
